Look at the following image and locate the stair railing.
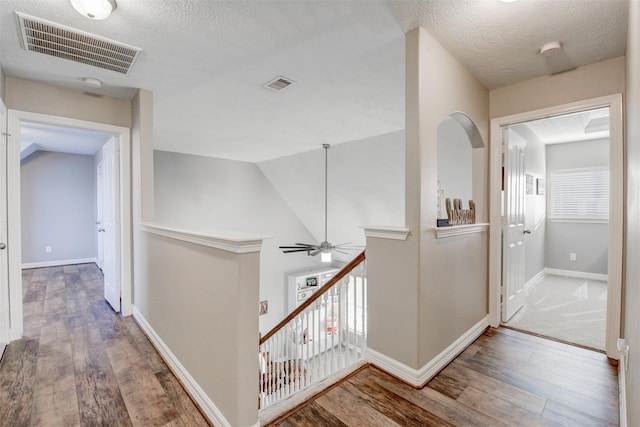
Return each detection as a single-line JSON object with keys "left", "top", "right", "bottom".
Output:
{"left": 258, "top": 251, "right": 366, "bottom": 410}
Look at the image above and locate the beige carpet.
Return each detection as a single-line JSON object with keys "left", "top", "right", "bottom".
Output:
{"left": 504, "top": 274, "right": 607, "bottom": 350}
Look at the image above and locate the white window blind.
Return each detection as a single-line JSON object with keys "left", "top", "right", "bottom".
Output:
{"left": 550, "top": 168, "right": 609, "bottom": 221}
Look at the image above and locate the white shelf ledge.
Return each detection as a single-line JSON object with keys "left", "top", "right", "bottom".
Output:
{"left": 363, "top": 225, "right": 410, "bottom": 241}
{"left": 433, "top": 223, "right": 489, "bottom": 239}
{"left": 140, "top": 222, "right": 266, "bottom": 254}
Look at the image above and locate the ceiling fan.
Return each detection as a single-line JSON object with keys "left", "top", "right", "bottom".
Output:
{"left": 279, "top": 144, "right": 359, "bottom": 263}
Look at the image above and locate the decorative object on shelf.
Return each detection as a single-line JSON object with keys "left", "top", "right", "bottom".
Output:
{"left": 279, "top": 144, "right": 360, "bottom": 262}
{"left": 437, "top": 179, "right": 445, "bottom": 219}
{"left": 445, "top": 198, "right": 476, "bottom": 225}
{"left": 526, "top": 174, "right": 534, "bottom": 194}
{"left": 536, "top": 178, "right": 545, "bottom": 195}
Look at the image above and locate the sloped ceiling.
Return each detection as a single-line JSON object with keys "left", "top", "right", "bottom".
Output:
{"left": 0, "top": 0, "right": 628, "bottom": 163}
{"left": 258, "top": 131, "right": 405, "bottom": 260}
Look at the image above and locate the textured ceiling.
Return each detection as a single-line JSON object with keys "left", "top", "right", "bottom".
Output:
{"left": 515, "top": 107, "right": 610, "bottom": 145}
{"left": 0, "top": 0, "right": 628, "bottom": 162}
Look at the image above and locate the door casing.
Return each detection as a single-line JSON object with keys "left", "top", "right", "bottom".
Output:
{"left": 6, "top": 110, "right": 132, "bottom": 341}
{"left": 0, "top": 98, "right": 8, "bottom": 354}
{"left": 489, "top": 94, "right": 623, "bottom": 359}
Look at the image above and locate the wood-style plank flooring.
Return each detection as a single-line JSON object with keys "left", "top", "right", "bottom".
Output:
{"left": 272, "top": 328, "right": 619, "bottom": 426}
{"left": 0, "top": 263, "right": 209, "bottom": 427}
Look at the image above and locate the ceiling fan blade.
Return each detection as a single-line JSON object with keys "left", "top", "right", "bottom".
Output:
{"left": 282, "top": 249, "right": 312, "bottom": 253}
{"left": 309, "top": 249, "right": 322, "bottom": 256}
{"left": 279, "top": 245, "right": 314, "bottom": 249}
{"left": 295, "top": 243, "right": 317, "bottom": 247}
{"left": 333, "top": 249, "right": 351, "bottom": 255}
{"left": 333, "top": 243, "right": 365, "bottom": 249}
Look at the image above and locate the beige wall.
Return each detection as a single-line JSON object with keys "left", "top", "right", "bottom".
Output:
{"left": 131, "top": 88, "right": 260, "bottom": 425}
{"left": 131, "top": 90, "right": 154, "bottom": 223}
{"left": 625, "top": 2, "right": 640, "bottom": 425}
{"left": 5, "top": 77, "right": 131, "bottom": 128}
{"left": 490, "top": 56, "right": 625, "bottom": 119}
{"left": 136, "top": 232, "right": 259, "bottom": 427}
{"left": 367, "top": 27, "right": 490, "bottom": 370}
{"left": 0, "top": 65, "right": 5, "bottom": 101}
{"left": 414, "top": 28, "right": 490, "bottom": 366}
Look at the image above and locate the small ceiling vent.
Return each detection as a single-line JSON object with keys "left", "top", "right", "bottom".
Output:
{"left": 264, "top": 76, "right": 294, "bottom": 92}
{"left": 16, "top": 12, "right": 142, "bottom": 75}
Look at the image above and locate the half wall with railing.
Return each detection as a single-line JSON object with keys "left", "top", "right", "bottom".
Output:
{"left": 258, "top": 251, "right": 367, "bottom": 411}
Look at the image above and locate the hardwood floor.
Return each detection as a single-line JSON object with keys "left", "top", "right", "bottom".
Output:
{"left": 1, "top": 264, "right": 620, "bottom": 426}
{"left": 0, "top": 263, "right": 209, "bottom": 427}
{"left": 271, "top": 328, "right": 619, "bottom": 426}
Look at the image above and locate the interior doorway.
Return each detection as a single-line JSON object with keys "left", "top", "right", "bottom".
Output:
{"left": 19, "top": 121, "right": 122, "bottom": 313}
{"left": 5, "top": 110, "right": 132, "bottom": 342}
{"left": 500, "top": 108, "right": 610, "bottom": 351}
{"left": 489, "top": 94, "right": 623, "bottom": 359}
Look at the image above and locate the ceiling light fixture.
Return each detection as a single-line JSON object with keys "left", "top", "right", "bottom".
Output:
{"left": 70, "top": 0, "right": 116, "bottom": 20}
{"left": 539, "top": 41, "right": 563, "bottom": 57}
{"left": 82, "top": 77, "right": 102, "bottom": 88}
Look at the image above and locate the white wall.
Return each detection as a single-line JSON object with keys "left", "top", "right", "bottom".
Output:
{"left": 21, "top": 151, "right": 96, "bottom": 265}
{"left": 545, "top": 139, "right": 609, "bottom": 274}
{"left": 625, "top": 2, "right": 640, "bottom": 425}
{"left": 257, "top": 130, "right": 405, "bottom": 256}
{"left": 153, "top": 150, "right": 318, "bottom": 333}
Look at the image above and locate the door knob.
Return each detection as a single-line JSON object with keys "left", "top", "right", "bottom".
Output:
{"left": 98, "top": 228, "right": 105, "bottom": 232}
{"left": 523, "top": 229, "right": 532, "bottom": 234}
{"left": 0, "top": 243, "right": 6, "bottom": 250}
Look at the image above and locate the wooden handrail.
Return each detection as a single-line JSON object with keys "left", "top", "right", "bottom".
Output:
{"left": 259, "top": 251, "right": 366, "bottom": 345}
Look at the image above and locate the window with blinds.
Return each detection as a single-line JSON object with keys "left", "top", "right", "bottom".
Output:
{"left": 550, "top": 167, "right": 609, "bottom": 221}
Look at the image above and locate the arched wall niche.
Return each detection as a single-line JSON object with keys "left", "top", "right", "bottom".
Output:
{"left": 437, "top": 111, "right": 484, "bottom": 221}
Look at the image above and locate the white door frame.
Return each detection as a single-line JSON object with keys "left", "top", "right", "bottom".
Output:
{"left": 6, "top": 110, "right": 132, "bottom": 341}
{"left": 489, "top": 94, "right": 623, "bottom": 359}
{"left": 0, "top": 98, "right": 9, "bottom": 353}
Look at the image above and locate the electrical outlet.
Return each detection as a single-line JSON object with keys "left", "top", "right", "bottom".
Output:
{"left": 45, "top": 246, "right": 52, "bottom": 253}
{"left": 570, "top": 252, "right": 577, "bottom": 261}
{"left": 259, "top": 300, "right": 268, "bottom": 316}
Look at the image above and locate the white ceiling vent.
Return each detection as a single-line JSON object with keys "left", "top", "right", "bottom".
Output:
{"left": 264, "top": 76, "right": 294, "bottom": 92}
{"left": 16, "top": 12, "right": 142, "bottom": 75}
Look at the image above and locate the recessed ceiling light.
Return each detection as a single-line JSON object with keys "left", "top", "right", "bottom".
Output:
{"left": 83, "top": 77, "right": 102, "bottom": 88}
{"left": 70, "top": 0, "right": 116, "bottom": 20}
{"left": 539, "top": 41, "right": 563, "bottom": 57}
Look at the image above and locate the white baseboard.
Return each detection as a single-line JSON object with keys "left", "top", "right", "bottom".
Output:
{"left": 524, "top": 269, "right": 546, "bottom": 290}
{"left": 367, "top": 315, "right": 489, "bottom": 387}
{"left": 132, "top": 306, "right": 232, "bottom": 427}
{"left": 545, "top": 268, "right": 607, "bottom": 282}
{"left": 21, "top": 257, "right": 97, "bottom": 269}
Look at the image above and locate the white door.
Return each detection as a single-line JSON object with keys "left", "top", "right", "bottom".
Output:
{"left": 102, "top": 139, "right": 121, "bottom": 312}
{"left": 0, "top": 99, "right": 9, "bottom": 354}
{"left": 96, "top": 161, "right": 104, "bottom": 270}
{"left": 502, "top": 127, "right": 527, "bottom": 322}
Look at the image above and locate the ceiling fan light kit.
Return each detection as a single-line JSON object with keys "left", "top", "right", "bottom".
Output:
{"left": 279, "top": 144, "right": 359, "bottom": 263}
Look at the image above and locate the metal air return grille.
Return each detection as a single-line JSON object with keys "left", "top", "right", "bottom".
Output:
{"left": 16, "top": 12, "right": 142, "bottom": 75}
{"left": 264, "top": 76, "right": 294, "bottom": 91}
